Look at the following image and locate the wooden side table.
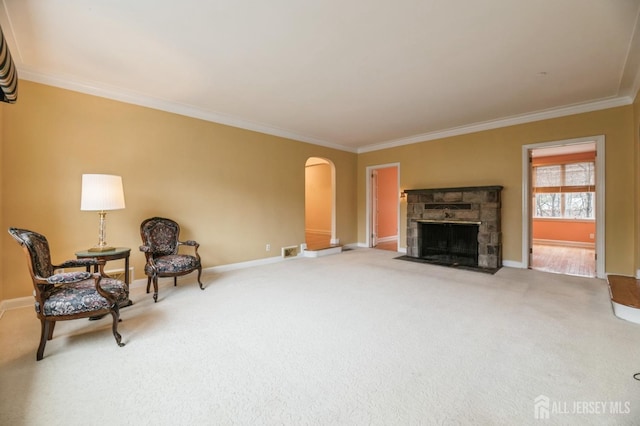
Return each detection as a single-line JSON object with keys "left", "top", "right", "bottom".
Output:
{"left": 76, "top": 247, "right": 133, "bottom": 308}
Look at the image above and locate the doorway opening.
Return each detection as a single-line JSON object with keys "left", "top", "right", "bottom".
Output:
{"left": 305, "top": 157, "right": 337, "bottom": 250}
{"left": 522, "top": 136, "right": 605, "bottom": 278}
{"left": 366, "top": 163, "right": 400, "bottom": 252}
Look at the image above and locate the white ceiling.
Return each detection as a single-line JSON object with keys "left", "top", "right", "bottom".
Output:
{"left": 1, "top": 1, "right": 639, "bottom": 153}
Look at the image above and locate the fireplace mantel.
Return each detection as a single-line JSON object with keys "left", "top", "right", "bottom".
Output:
{"left": 405, "top": 185, "right": 503, "bottom": 270}
{"left": 404, "top": 185, "right": 504, "bottom": 195}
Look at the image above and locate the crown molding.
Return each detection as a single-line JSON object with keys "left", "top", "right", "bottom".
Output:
{"left": 17, "top": 68, "right": 634, "bottom": 156}
{"left": 357, "top": 96, "right": 633, "bottom": 153}
{"left": 18, "top": 68, "right": 358, "bottom": 153}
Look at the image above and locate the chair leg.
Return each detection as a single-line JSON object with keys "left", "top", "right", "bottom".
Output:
{"left": 109, "top": 305, "right": 125, "bottom": 347}
{"left": 146, "top": 276, "right": 151, "bottom": 294}
{"left": 153, "top": 276, "right": 159, "bottom": 303}
{"left": 196, "top": 267, "right": 204, "bottom": 290}
{"left": 47, "top": 321, "right": 56, "bottom": 340}
{"left": 37, "top": 319, "right": 51, "bottom": 361}
{"left": 174, "top": 277, "right": 177, "bottom": 287}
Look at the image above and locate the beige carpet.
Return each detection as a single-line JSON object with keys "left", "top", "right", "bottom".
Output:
{"left": 1, "top": 248, "right": 638, "bottom": 425}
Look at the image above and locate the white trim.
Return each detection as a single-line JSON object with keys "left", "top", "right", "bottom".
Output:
{"left": 611, "top": 301, "right": 640, "bottom": 325}
{"left": 18, "top": 67, "right": 633, "bottom": 156}
{"left": 358, "top": 97, "right": 630, "bottom": 153}
{"left": 203, "top": 256, "right": 284, "bottom": 273}
{"left": 302, "top": 246, "right": 343, "bottom": 258}
{"left": 503, "top": 260, "right": 525, "bottom": 268}
{"left": 522, "top": 135, "right": 605, "bottom": 278}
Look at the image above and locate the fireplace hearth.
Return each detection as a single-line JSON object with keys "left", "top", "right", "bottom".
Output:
{"left": 404, "top": 186, "right": 503, "bottom": 271}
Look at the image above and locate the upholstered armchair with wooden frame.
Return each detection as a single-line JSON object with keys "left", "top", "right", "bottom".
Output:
{"left": 8, "top": 227, "right": 129, "bottom": 361}
{"left": 139, "top": 217, "right": 204, "bottom": 302}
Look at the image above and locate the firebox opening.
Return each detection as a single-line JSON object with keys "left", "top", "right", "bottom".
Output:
{"left": 420, "top": 222, "right": 479, "bottom": 267}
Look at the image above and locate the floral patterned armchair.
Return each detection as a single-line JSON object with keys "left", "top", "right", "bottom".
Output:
{"left": 139, "top": 217, "right": 204, "bottom": 302}
{"left": 8, "top": 227, "right": 128, "bottom": 361}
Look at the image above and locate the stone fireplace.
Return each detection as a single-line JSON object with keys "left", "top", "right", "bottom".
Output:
{"left": 405, "top": 186, "right": 503, "bottom": 270}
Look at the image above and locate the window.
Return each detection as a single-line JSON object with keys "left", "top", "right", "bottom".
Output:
{"left": 533, "top": 161, "right": 595, "bottom": 219}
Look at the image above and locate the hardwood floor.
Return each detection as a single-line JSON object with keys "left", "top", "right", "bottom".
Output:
{"left": 531, "top": 243, "right": 596, "bottom": 277}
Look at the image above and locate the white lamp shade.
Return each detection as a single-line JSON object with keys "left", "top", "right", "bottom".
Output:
{"left": 80, "top": 174, "right": 126, "bottom": 211}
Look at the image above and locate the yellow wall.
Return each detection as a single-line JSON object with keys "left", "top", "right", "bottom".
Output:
{"left": 1, "top": 80, "right": 638, "bottom": 301}
{"left": 357, "top": 106, "right": 636, "bottom": 275}
{"left": 1, "top": 81, "right": 357, "bottom": 300}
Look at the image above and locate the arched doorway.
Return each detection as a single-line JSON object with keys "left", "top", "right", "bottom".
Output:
{"left": 305, "top": 157, "right": 336, "bottom": 250}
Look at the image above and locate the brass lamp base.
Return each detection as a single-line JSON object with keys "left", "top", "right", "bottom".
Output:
{"left": 88, "top": 245, "right": 115, "bottom": 252}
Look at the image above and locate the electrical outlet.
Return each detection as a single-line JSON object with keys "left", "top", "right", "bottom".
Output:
{"left": 266, "top": 243, "right": 271, "bottom": 251}
{"left": 589, "top": 233, "right": 595, "bottom": 239}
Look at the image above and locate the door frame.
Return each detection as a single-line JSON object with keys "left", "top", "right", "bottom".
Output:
{"left": 521, "top": 135, "right": 605, "bottom": 278}
{"left": 366, "top": 163, "right": 400, "bottom": 249}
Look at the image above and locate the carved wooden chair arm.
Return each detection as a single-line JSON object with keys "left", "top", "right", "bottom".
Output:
{"left": 178, "top": 240, "right": 200, "bottom": 256}
{"left": 55, "top": 258, "right": 100, "bottom": 269}
{"left": 92, "top": 275, "right": 121, "bottom": 305}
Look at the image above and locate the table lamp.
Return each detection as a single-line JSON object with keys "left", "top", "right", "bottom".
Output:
{"left": 81, "top": 174, "right": 125, "bottom": 252}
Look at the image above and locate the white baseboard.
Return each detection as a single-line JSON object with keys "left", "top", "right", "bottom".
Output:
{"left": 303, "top": 246, "right": 342, "bottom": 258}
{"left": 611, "top": 301, "right": 640, "bottom": 325}
{"left": 203, "top": 256, "right": 284, "bottom": 274}
{"left": 502, "top": 260, "right": 525, "bottom": 268}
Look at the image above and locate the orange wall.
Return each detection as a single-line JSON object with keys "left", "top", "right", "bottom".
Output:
{"left": 376, "top": 167, "right": 398, "bottom": 238}
{"left": 305, "top": 163, "right": 332, "bottom": 233}
{"left": 532, "top": 219, "right": 595, "bottom": 243}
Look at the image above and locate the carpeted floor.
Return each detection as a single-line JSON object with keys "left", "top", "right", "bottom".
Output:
{"left": 1, "top": 248, "right": 638, "bottom": 425}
